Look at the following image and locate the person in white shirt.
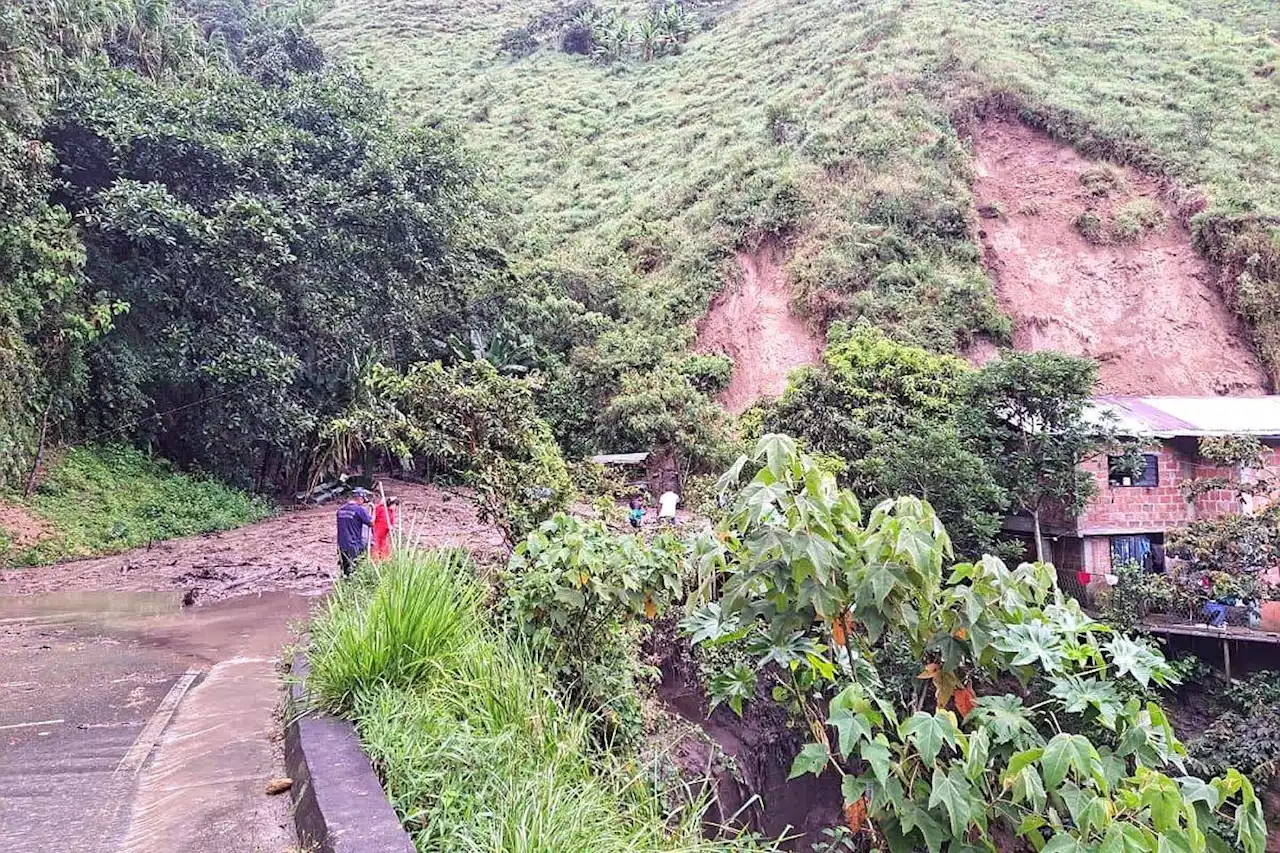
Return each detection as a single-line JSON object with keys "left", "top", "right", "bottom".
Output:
{"left": 658, "top": 490, "right": 679, "bottom": 525}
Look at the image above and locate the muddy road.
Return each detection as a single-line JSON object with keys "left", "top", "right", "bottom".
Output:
{"left": 0, "top": 483, "right": 502, "bottom": 853}
{"left": 0, "top": 481, "right": 504, "bottom": 602}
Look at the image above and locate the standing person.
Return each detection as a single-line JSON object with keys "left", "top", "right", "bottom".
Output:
{"left": 371, "top": 495, "right": 399, "bottom": 561}
{"left": 336, "top": 488, "right": 374, "bottom": 577}
{"left": 658, "top": 488, "right": 680, "bottom": 526}
{"left": 628, "top": 495, "right": 645, "bottom": 530}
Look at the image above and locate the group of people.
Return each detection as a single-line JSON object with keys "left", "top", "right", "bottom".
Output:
{"left": 335, "top": 488, "right": 399, "bottom": 576}
{"left": 628, "top": 489, "right": 681, "bottom": 530}
{"left": 336, "top": 483, "right": 680, "bottom": 574}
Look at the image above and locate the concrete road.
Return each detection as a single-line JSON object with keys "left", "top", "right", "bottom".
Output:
{"left": 0, "top": 591, "right": 310, "bottom": 853}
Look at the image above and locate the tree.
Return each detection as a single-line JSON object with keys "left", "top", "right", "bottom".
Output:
{"left": 761, "top": 323, "right": 1007, "bottom": 557}
{"left": 683, "top": 435, "right": 1266, "bottom": 852}
{"left": 961, "top": 352, "right": 1109, "bottom": 562}
{"left": 325, "top": 360, "right": 570, "bottom": 545}
{"left": 601, "top": 367, "right": 727, "bottom": 470}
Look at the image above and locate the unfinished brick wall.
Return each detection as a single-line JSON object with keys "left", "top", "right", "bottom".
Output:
{"left": 1076, "top": 443, "right": 1196, "bottom": 534}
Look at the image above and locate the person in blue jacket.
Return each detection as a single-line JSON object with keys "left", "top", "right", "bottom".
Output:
{"left": 336, "top": 488, "right": 374, "bottom": 577}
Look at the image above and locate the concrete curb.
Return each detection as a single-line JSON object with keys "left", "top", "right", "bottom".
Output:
{"left": 284, "top": 656, "right": 415, "bottom": 853}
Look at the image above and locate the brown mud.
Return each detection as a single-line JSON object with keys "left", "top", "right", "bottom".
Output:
{"left": 971, "top": 117, "right": 1268, "bottom": 396}
{"left": 0, "top": 501, "right": 52, "bottom": 552}
{"left": 647, "top": 618, "right": 843, "bottom": 848}
{"left": 697, "top": 244, "right": 823, "bottom": 414}
{"left": 0, "top": 481, "right": 505, "bottom": 602}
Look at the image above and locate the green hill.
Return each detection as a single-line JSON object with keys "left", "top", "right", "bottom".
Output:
{"left": 314, "top": 0, "right": 1280, "bottom": 365}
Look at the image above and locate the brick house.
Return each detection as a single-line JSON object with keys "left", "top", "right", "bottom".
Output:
{"left": 1006, "top": 396, "right": 1280, "bottom": 577}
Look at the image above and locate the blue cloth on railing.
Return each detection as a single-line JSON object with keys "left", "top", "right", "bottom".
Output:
{"left": 1202, "top": 601, "right": 1228, "bottom": 627}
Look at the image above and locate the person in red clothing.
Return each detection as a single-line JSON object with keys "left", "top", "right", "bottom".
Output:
{"left": 371, "top": 495, "right": 399, "bottom": 561}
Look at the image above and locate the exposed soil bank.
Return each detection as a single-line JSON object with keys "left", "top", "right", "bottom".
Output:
{"left": 0, "top": 481, "right": 504, "bottom": 601}
{"left": 697, "top": 245, "right": 823, "bottom": 414}
{"left": 972, "top": 117, "right": 1268, "bottom": 396}
{"left": 649, "top": 620, "right": 842, "bottom": 848}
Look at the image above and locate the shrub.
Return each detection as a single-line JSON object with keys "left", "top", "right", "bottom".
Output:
{"left": 1079, "top": 165, "right": 1125, "bottom": 197}
{"left": 499, "top": 26, "right": 538, "bottom": 57}
{"left": 675, "top": 352, "right": 734, "bottom": 395}
{"left": 1111, "top": 198, "right": 1166, "bottom": 243}
{"left": 1190, "top": 707, "right": 1280, "bottom": 787}
{"left": 325, "top": 360, "right": 571, "bottom": 545}
{"left": 1224, "top": 670, "right": 1280, "bottom": 713}
{"left": 502, "top": 513, "right": 685, "bottom": 743}
{"left": 1074, "top": 209, "right": 1107, "bottom": 244}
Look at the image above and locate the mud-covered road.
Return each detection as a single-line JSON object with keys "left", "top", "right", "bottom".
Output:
{"left": 0, "top": 483, "right": 502, "bottom": 853}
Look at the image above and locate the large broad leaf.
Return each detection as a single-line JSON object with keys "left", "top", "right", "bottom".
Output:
{"left": 970, "top": 695, "right": 1042, "bottom": 748}
{"left": 992, "top": 621, "right": 1065, "bottom": 672}
{"left": 1049, "top": 675, "right": 1124, "bottom": 729}
{"left": 899, "top": 801, "right": 946, "bottom": 853}
{"left": 1234, "top": 772, "right": 1266, "bottom": 853}
{"left": 788, "top": 741, "right": 830, "bottom": 779}
{"left": 1098, "top": 822, "right": 1154, "bottom": 853}
{"left": 829, "top": 703, "right": 875, "bottom": 758}
{"left": 861, "top": 737, "right": 893, "bottom": 787}
{"left": 679, "top": 602, "right": 742, "bottom": 645}
{"left": 964, "top": 727, "right": 990, "bottom": 783}
{"left": 927, "top": 766, "right": 974, "bottom": 838}
{"left": 901, "top": 710, "right": 960, "bottom": 766}
{"left": 1106, "top": 636, "right": 1172, "bottom": 687}
{"left": 707, "top": 664, "right": 756, "bottom": 717}
{"left": 1042, "top": 733, "right": 1106, "bottom": 792}
{"left": 1011, "top": 765, "right": 1047, "bottom": 813}
{"left": 1042, "top": 836, "right": 1092, "bottom": 853}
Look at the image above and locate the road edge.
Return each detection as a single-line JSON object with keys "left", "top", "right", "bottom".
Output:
{"left": 284, "top": 655, "right": 415, "bottom": 853}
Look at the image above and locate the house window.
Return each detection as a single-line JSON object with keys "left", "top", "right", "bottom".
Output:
{"left": 1110, "top": 534, "right": 1165, "bottom": 572}
{"left": 1107, "top": 453, "right": 1159, "bottom": 487}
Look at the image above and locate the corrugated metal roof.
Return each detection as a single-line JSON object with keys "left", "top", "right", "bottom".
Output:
{"left": 1089, "top": 396, "right": 1280, "bottom": 437}
{"left": 589, "top": 452, "right": 650, "bottom": 465}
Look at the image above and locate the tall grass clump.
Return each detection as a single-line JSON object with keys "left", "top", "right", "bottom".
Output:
{"left": 307, "top": 549, "right": 763, "bottom": 852}
{"left": 308, "top": 548, "right": 483, "bottom": 714}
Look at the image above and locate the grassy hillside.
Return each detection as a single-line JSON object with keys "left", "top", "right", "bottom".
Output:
{"left": 1, "top": 446, "right": 273, "bottom": 566}
{"left": 315, "top": 0, "right": 1280, "bottom": 365}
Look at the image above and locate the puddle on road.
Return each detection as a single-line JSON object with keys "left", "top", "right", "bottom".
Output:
{"left": 0, "top": 589, "right": 182, "bottom": 623}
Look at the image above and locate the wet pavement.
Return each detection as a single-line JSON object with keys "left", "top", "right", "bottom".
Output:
{"left": 0, "top": 590, "right": 311, "bottom": 853}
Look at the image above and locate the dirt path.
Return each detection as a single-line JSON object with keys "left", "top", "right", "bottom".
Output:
{"left": 696, "top": 244, "right": 823, "bottom": 413}
{"left": 0, "top": 482, "right": 502, "bottom": 853}
{"left": 972, "top": 117, "right": 1268, "bottom": 396}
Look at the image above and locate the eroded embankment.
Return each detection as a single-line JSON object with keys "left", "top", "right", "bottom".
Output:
{"left": 696, "top": 245, "right": 823, "bottom": 413}
{"left": 971, "top": 117, "right": 1268, "bottom": 396}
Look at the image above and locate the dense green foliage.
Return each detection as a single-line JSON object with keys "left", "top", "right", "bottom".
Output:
{"left": 961, "top": 352, "right": 1110, "bottom": 561}
{"left": 0, "top": 0, "right": 503, "bottom": 491}
{"left": 502, "top": 513, "right": 684, "bottom": 743}
{"left": 758, "top": 323, "right": 1006, "bottom": 557}
{"left": 685, "top": 435, "right": 1265, "bottom": 852}
{"left": 308, "top": 549, "right": 763, "bottom": 852}
{"left": 1, "top": 444, "right": 271, "bottom": 566}
{"left": 326, "top": 360, "right": 571, "bottom": 544}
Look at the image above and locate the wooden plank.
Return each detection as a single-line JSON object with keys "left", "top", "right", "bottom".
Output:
{"left": 1140, "top": 620, "right": 1280, "bottom": 644}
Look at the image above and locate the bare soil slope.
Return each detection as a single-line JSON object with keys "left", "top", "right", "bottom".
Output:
{"left": 0, "top": 482, "right": 503, "bottom": 601}
{"left": 697, "top": 245, "right": 823, "bottom": 414}
{"left": 972, "top": 118, "right": 1268, "bottom": 396}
